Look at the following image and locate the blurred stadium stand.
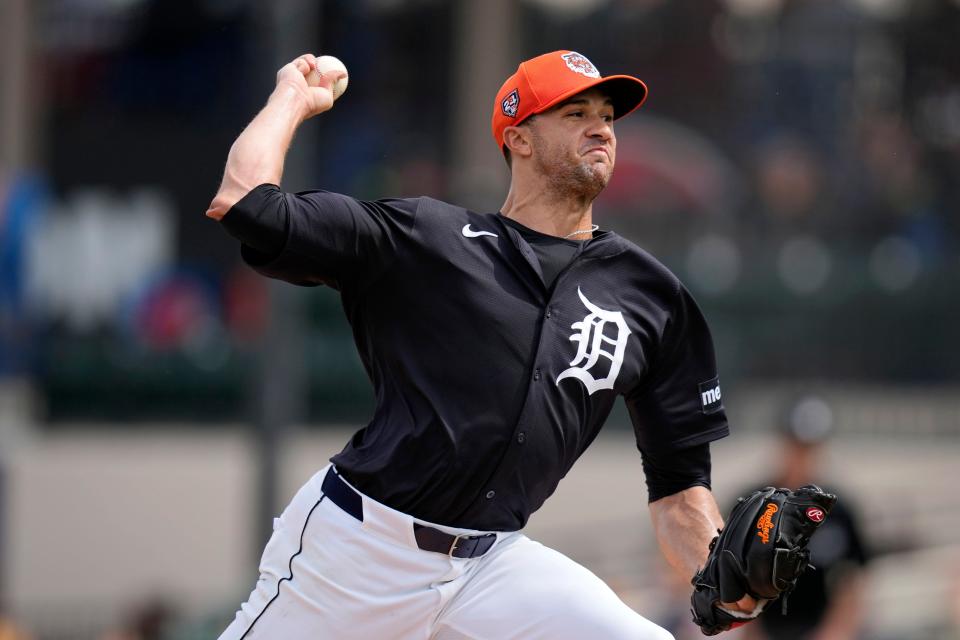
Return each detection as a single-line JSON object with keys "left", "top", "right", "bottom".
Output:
{"left": 2, "top": 0, "right": 959, "bottom": 638}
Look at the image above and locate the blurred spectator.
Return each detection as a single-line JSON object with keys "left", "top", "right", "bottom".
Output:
{"left": 0, "top": 605, "right": 32, "bottom": 640}
{"left": 851, "top": 111, "right": 945, "bottom": 253}
{"left": 99, "top": 599, "right": 174, "bottom": 640}
{"left": 223, "top": 265, "right": 269, "bottom": 344}
{"left": 745, "top": 396, "right": 871, "bottom": 640}
{"left": 751, "top": 134, "right": 826, "bottom": 234}
{"left": 0, "top": 172, "right": 47, "bottom": 377}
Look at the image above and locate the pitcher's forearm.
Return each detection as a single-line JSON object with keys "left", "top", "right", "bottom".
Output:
{"left": 206, "top": 86, "right": 309, "bottom": 220}
{"left": 649, "top": 485, "right": 724, "bottom": 580}
{"left": 206, "top": 54, "right": 345, "bottom": 220}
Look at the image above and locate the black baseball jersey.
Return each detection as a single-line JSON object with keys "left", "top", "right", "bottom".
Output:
{"left": 222, "top": 184, "right": 729, "bottom": 531}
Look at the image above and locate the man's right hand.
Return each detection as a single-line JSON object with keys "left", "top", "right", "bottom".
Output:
{"left": 274, "top": 54, "right": 348, "bottom": 121}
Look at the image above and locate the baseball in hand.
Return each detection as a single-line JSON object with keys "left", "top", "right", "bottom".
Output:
{"left": 307, "top": 55, "right": 349, "bottom": 101}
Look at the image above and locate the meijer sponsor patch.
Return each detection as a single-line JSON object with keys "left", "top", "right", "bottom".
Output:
{"left": 698, "top": 376, "right": 723, "bottom": 414}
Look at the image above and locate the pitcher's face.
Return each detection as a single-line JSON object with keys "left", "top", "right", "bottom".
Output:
{"left": 528, "top": 88, "right": 616, "bottom": 200}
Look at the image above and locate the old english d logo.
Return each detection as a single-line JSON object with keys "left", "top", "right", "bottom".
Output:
{"left": 556, "top": 287, "right": 631, "bottom": 395}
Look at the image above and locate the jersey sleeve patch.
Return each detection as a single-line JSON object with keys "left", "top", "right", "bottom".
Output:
{"left": 698, "top": 376, "right": 723, "bottom": 414}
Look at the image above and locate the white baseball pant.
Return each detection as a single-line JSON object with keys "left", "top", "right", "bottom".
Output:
{"left": 219, "top": 465, "right": 673, "bottom": 640}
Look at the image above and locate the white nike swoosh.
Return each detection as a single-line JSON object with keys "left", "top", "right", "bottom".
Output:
{"left": 462, "top": 224, "right": 498, "bottom": 239}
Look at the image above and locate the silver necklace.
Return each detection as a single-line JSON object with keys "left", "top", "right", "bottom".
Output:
{"left": 563, "top": 224, "right": 599, "bottom": 239}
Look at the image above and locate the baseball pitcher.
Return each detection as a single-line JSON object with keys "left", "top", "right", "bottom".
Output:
{"left": 207, "top": 50, "right": 835, "bottom": 639}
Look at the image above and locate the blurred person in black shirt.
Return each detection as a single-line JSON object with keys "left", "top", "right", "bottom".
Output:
{"left": 744, "top": 396, "right": 870, "bottom": 640}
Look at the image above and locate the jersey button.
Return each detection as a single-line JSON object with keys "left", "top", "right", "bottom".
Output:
{"left": 485, "top": 490, "right": 496, "bottom": 499}
{"left": 533, "top": 368, "right": 541, "bottom": 381}
{"left": 545, "top": 309, "right": 552, "bottom": 319}
{"left": 517, "top": 432, "right": 526, "bottom": 444}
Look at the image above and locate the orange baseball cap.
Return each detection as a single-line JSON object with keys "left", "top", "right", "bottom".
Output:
{"left": 491, "top": 50, "right": 648, "bottom": 151}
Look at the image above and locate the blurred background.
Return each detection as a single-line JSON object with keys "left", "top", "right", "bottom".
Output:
{"left": 1, "top": 0, "right": 959, "bottom": 638}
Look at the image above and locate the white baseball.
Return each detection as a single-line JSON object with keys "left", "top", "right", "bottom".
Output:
{"left": 308, "top": 55, "right": 349, "bottom": 101}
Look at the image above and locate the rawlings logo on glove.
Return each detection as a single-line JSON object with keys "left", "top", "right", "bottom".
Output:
{"left": 690, "top": 485, "right": 837, "bottom": 636}
{"left": 755, "top": 502, "right": 778, "bottom": 543}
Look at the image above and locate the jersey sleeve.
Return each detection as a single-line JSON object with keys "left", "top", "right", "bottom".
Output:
{"left": 625, "top": 284, "right": 730, "bottom": 455}
{"left": 220, "top": 183, "right": 418, "bottom": 289}
{"left": 641, "top": 441, "right": 713, "bottom": 503}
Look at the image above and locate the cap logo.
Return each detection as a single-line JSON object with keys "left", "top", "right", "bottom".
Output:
{"left": 561, "top": 52, "right": 600, "bottom": 78}
{"left": 501, "top": 88, "right": 520, "bottom": 118}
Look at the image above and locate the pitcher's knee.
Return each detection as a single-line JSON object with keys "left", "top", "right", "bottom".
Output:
{"left": 647, "top": 626, "right": 675, "bottom": 640}
{"left": 556, "top": 596, "right": 674, "bottom": 640}
{"left": 611, "top": 616, "right": 674, "bottom": 640}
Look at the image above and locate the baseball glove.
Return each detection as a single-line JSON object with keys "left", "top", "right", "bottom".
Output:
{"left": 690, "top": 485, "right": 837, "bottom": 636}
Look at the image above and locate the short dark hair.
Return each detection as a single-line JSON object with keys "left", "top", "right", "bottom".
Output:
{"left": 502, "top": 115, "right": 537, "bottom": 168}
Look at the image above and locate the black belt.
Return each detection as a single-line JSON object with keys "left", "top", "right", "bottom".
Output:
{"left": 321, "top": 468, "right": 497, "bottom": 559}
